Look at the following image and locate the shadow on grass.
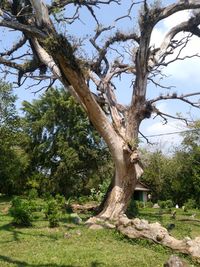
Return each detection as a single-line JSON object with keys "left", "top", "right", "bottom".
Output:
{"left": 90, "top": 261, "right": 105, "bottom": 267}
{"left": 0, "top": 223, "right": 61, "bottom": 243}
{"left": 0, "top": 255, "right": 78, "bottom": 267}
{"left": 0, "top": 255, "right": 105, "bottom": 267}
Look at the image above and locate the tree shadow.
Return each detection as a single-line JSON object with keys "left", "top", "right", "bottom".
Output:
{"left": 0, "top": 255, "right": 79, "bottom": 267}
{"left": 90, "top": 261, "right": 105, "bottom": 267}
{"left": 0, "top": 223, "right": 61, "bottom": 243}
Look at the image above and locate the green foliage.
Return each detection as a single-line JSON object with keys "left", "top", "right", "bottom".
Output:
{"left": 126, "top": 199, "right": 139, "bottom": 218}
{"left": 9, "top": 197, "right": 33, "bottom": 226}
{"left": 44, "top": 198, "right": 60, "bottom": 227}
{"left": 0, "top": 81, "right": 30, "bottom": 195}
{"left": 146, "top": 201, "right": 153, "bottom": 208}
{"left": 22, "top": 88, "right": 112, "bottom": 197}
{"left": 184, "top": 199, "right": 197, "bottom": 210}
{"left": 158, "top": 200, "right": 173, "bottom": 209}
{"left": 141, "top": 126, "right": 200, "bottom": 207}
{"left": 27, "top": 188, "right": 38, "bottom": 199}
{"left": 55, "top": 194, "right": 66, "bottom": 213}
{"left": 89, "top": 180, "right": 110, "bottom": 202}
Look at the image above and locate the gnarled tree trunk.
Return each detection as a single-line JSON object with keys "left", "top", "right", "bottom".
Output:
{"left": 97, "top": 138, "right": 143, "bottom": 220}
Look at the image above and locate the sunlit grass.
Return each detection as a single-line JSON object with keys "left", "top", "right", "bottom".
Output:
{"left": 0, "top": 198, "right": 200, "bottom": 267}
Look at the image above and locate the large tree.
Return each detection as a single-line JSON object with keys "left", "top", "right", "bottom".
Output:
{"left": 0, "top": 0, "right": 200, "bottom": 220}
{"left": 22, "top": 87, "right": 112, "bottom": 197}
{"left": 0, "top": 81, "right": 29, "bottom": 195}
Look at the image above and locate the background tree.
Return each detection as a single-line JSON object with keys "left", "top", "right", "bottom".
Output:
{"left": 0, "top": 81, "right": 29, "bottom": 195}
{"left": 22, "top": 87, "right": 112, "bottom": 197}
{"left": 141, "top": 122, "right": 200, "bottom": 206}
{"left": 0, "top": 1, "right": 200, "bottom": 219}
{"left": 172, "top": 122, "right": 200, "bottom": 206}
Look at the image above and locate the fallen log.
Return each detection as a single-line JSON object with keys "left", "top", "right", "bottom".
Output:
{"left": 86, "top": 215, "right": 200, "bottom": 263}
{"left": 117, "top": 216, "right": 200, "bottom": 263}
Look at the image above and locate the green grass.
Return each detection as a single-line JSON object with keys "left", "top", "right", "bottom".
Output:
{"left": 0, "top": 198, "right": 200, "bottom": 267}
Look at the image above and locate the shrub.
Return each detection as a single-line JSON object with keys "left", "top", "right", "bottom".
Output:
{"left": 158, "top": 200, "right": 173, "bottom": 209}
{"left": 184, "top": 199, "right": 197, "bottom": 210}
{"left": 9, "top": 197, "right": 33, "bottom": 226}
{"left": 44, "top": 199, "right": 60, "bottom": 227}
{"left": 165, "top": 200, "right": 174, "bottom": 208}
{"left": 146, "top": 201, "right": 153, "bottom": 208}
{"left": 126, "top": 199, "right": 139, "bottom": 218}
{"left": 89, "top": 180, "right": 109, "bottom": 202}
{"left": 55, "top": 194, "right": 66, "bottom": 212}
{"left": 136, "top": 201, "right": 145, "bottom": 208}
{"left": 27, "top": 188, "right": 38, "bottom": 200}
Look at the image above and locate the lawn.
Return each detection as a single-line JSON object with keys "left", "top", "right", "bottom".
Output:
{"left": 0, "top": 197, "right": 200, "bottom": 267}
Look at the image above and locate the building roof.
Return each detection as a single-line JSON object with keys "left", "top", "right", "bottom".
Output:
{"left": 135, "top": 181, "right": 150, "bottom": 192}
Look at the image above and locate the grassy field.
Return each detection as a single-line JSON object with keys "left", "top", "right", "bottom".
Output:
{"left": 0, "top": 197, "right": 200, "bottom": 267}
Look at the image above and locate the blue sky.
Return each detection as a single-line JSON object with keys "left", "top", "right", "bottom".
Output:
{"left": 0, "top": 0, "right": 200, "bottom": 152}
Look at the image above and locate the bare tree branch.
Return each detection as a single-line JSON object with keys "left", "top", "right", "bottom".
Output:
{"left": 0, "top": 36, "right": 27, "bottom": 57}
{"left": 153, "top": 107, "right": 189, "bottom": 125}
{"left": 0, "top": 19, "right": 46, "bottom": 38}
{"left": 150, "top": 92, "right": 200, "bottom": 109}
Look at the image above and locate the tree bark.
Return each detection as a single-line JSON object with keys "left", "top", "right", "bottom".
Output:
{"left": 97, "top": 142, "right": 142, "bottom": 220}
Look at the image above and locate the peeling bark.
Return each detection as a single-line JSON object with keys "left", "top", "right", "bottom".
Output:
{"left": 117, "top": 217, "right": 200, "bottom": 263}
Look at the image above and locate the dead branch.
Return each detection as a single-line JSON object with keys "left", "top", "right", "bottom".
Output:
{"left": 0, "top": 19, "right": 46, "bottom": 38}
{"left": 156, "top": 2, "right": 200, "bottom": 24}
{"left": 49, "top": 0, "right": 120, "bottom": 12}
{"left": 115, "top": 1, "right": 142, "bottom": 22}
{"left": 150, "top": 92, "right": 200, "bottom": 109}
{"left": 139, "top": 130, "right": 153, "bottom": 145}
{"left": 153, "top": 107, "right": 189, "bottom": 125}
{"left": 0, "top": 36, "right": 27, "bottom": 56}
{"left": 91, "top": 30, "right": 139, "bottom": 75}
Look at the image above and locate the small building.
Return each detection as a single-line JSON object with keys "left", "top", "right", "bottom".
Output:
{"left": 134, "top": 181, "right": 150, "bottom": 202}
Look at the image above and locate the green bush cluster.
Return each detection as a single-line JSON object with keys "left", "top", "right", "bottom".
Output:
{"left": 9, "top": 195, "right": 68, "bottom": 228}
{"left": 158, "top": 200, "right": 174, "bottom": 209}
{"left": 44, "top": 198, "right": 61, "bottom": 227}
{"left": 9, "top": 197, "right": 33, "bottom": 226}
{"left": 126, "top": 199, "right": 139, "bottom": 218}
{"left": 89, "top": 180, "right": 109, "bottom": 202}
{"left": 184, "top": 199, "right": 197, "bottom": 210}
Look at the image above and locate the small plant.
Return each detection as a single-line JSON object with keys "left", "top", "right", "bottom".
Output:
{"left": 55, "top": 194, "right": 66, "bottom": 212}
{"left": 146, "top": 201, "right": 153, "bottom": 208}
{"left": 165, "top": 200, "right": 174, "bottom": 209}
{"left": 27, "top": 188, "right": 38, "bottom": 200}
{"left": 158, "top": 200, "right": 173, "bottom": 209}
{"left": 44, "top": 198, "right": 60, "bottom": 227}
{"left": 90, "top": 180, "right": 109, "bottom": 202}
{"left": 126, "top": 199, "right": 139, "bottom": 218}
{"left": 9, "top": 197, "right": 33, "bottom": 227}
{"left": 184, "top": 199, "right": 197, "bottom": 210}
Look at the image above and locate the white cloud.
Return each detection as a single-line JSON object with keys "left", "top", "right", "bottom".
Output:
{"left": 140, "top": 109, "right": 187, "bottom": 153}
{"left": 163, "top": 10, "right": 190, "bottom": 29}
{"left": 151, "top": 10, "right": 200, "bottom": 83}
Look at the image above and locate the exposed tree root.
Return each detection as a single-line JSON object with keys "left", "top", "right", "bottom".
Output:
{"left": 86, "top": 215, "right": 200, "bottom": 263}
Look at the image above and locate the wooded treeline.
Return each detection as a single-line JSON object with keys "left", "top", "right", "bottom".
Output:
{"left": 0, "top": 81, "right": 199, "bottom": 207}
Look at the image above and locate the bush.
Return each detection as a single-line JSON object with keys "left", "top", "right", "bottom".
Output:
{"left": 9, "top": 197, "right": 33, "bottom": 226}
{"left": 158, "top": 200, "right": 173, "bottom": 209}
{"left": 27, "top": 188, "right": 38, "bottom": 200}
{"left": 184, "top": 199, "right": 197, "bottom": 210}
{"left": 55, "top": 194, "right": 66, "bottom": 212}
{"left": 165, "top": 200, "right": 174, "bottom": 208}
{"left": 126, "top": 199, "right": 139, "bottom": 218}
{"left": 44, "top": 199, "right": 60, "bottom": 227}
{"left": 146, "top": 201, "right": 153, "bottom": 208}
{"left": 89, "top": 180, "right": 109, "bottom": 202}
{"left": 136, "top": 201, "right": 145, "bottom": 208}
